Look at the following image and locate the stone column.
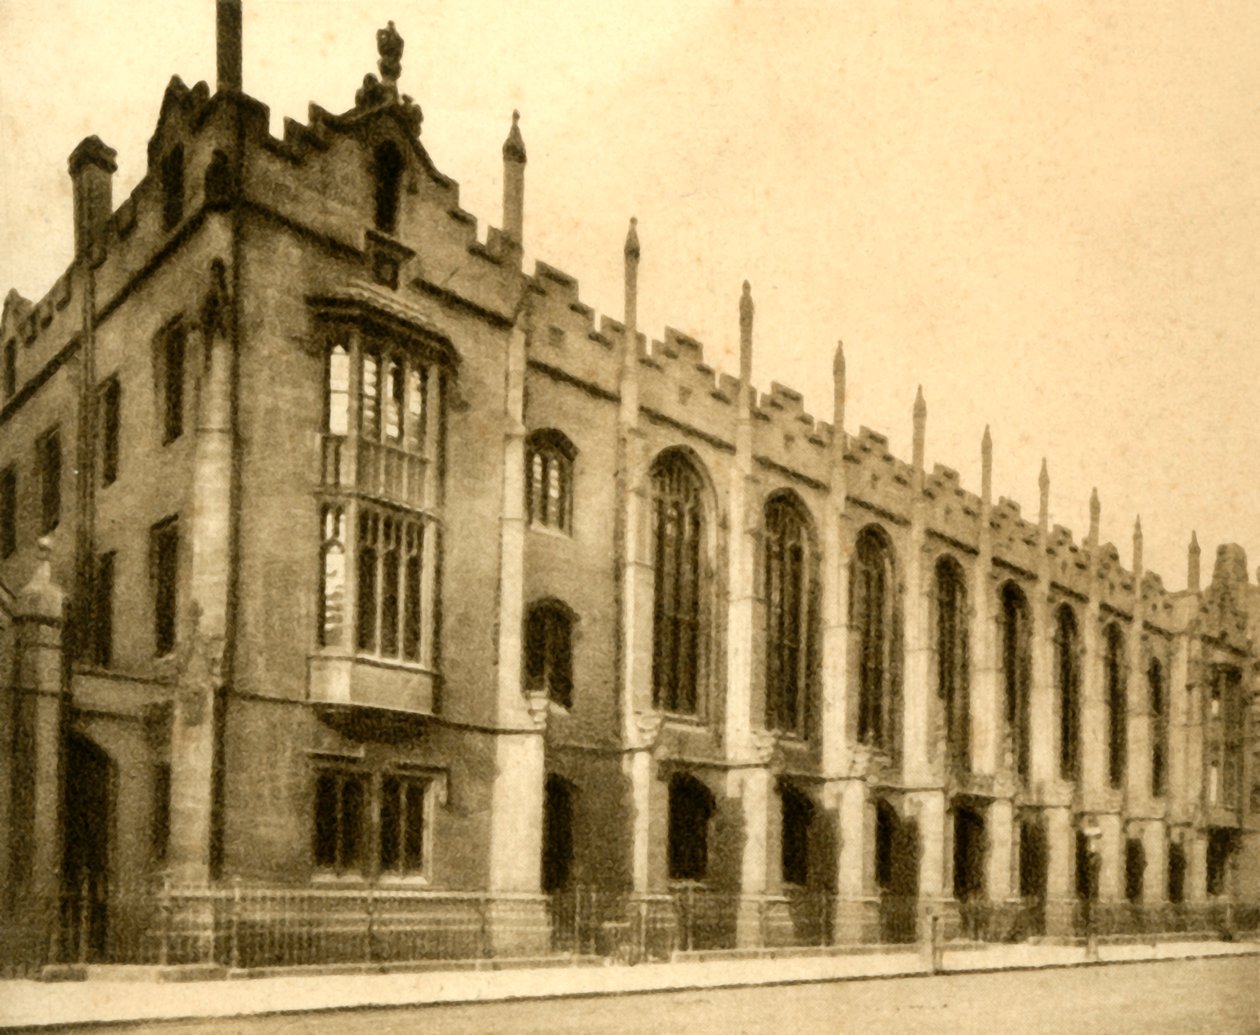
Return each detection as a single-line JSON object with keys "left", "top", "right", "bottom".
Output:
{"left": 167, "top": 263, "right": 234, "bottom": 883}
{"left": 985, "top": 798, "right": 1015, "bottom": 905}
{"left": 971, "top": 427, "right": 999, "bottom": 777}
{"left": 616, "top": 221, "right": 657, "bottom": 896}
{"left": 902, "top": 388, "right": 931, "bottom": 787}
{"left": 726, "top": 285, "right": 769, "bottom": 945}
{"left": 832, "top": 778, "right": 875, "bottom": 942}
{"left": 1043, "top": 804, "right": 1075, "bottom": 935}
{"left": 1097, "top": 811, "right": 1124, "bottom": 903}
{"left": 486, "top": 301, "right": 546, "bottom": 908}
{"left": 820, "top": 344, "right": 851, "bottom": 778}
{"left": 1028, "top": 461, "right": 1056, "bottom": 790}
{"left": 1126, "top": 519, "right": 1150, "bottom": 811}
{"left": 1141, "top": 820, "right": 1167, "bottom": 907}
{"left": 1080, "top": 493, "right": 1105, "bottom": 805}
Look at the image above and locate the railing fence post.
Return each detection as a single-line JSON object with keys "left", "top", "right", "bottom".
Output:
{"left": 230, "top": 877, "right": 242, "bottom": 970}
{"left": 158, "top": 875, "right": 170, "bottom": 966}
{"left": 365, "top": 886, "right": 376, "bottom": 964}
{"left": 76, "top": 875, "right": 90, "bottom": 965}
{"left": 479, "top": 894, "right": 491, "bottom": 959}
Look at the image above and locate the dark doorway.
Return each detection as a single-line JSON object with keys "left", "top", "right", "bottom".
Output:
{"left": 875, "top": 800, "right": 919, "bottom": 943}
{"left": 1018, "top": 815, "right": 1047, "bottom": 936}
{"left": 668, "top": 774, "right": 714, "bottom": 882}
{"left": 62, "top": 734, "right": 112, "bottom": 960}
{"left": 1124, "top": 838, "right": 1145, "bottom": 903}
{"left": 953, "top": 805, "right": 986, "bottom": 902}
{"left": 542, "top": 775, "right": 575, "bottom": 892}
{"left": 1167, "top": 842, "right": 1186, "bottom": 904}
{"left": 780, "top": 784, "right": 813, "bottom": 887}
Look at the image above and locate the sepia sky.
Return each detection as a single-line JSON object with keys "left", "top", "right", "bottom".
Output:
{"left": 1, "top": 0, "right": 1257, "bottom": 587}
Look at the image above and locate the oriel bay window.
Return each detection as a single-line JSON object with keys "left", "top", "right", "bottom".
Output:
{"left": 316, "top": 318, "right": 446, "bottom": 672}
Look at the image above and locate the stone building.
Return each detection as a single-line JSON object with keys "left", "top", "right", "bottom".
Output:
{"left": 1, "top": 3, "right": 1256, "bottom": 967}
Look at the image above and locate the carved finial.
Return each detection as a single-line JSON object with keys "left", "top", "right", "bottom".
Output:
{"left": 1133, "top": 515, "right": 1144, "bottom": 573}
{"left": 1087, "top": 487, "right": 1100, "bottom": 546}
{"left": 378, "top": 21, "right": 404, "bottom": 86}
{"left": 503, "top": 109, "right": 527, "bottom": 163}
{"left": 1188, "top": 531, "right": 1201, "bottom": 592}
{"left": 624, "top": 216, "right": 640, "bottom": 261}
{"left": 19, "top": 536, "right": 63, "bottom": 621}
{"left": 1039, "top": 457, "right": 1049, "bottom": 492}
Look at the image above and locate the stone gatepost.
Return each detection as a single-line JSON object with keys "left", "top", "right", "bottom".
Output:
{"left": 9, "top": 541, "right": 67, "bottom": 963}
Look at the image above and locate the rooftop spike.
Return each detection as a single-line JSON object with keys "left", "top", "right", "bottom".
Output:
{"left": 831, "top": 341, "right": 846, "bottom": 447}
{"left": 1038, "top": 458, "right": 1050, "bottom": 534}
{"left": 1089, "top": 487, "right": 1100, "bottom": 545}
{"left": 912, "top": 386, "right": 926, "bottom": 472}
{"left": 980, "top": 425, "right": 992, "bottom": 505}
{"left": 1188, "top": 531, "right": 1201, "bottom": 592}
{"left": 1133, "top": 515, "right": 1144, "bottom": 574}
{"left": 501, "top": 111, "right": 526, "bottom": 247}
{"left": 738, "top": 281, "right": 754, "bottom": 388}
{"left": 623, "top": 218, "right": 639, "bottom": 346}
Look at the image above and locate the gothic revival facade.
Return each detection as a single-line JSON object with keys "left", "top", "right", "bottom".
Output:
{"left": 1, "top": 4, "right": 1256, "bottom": 967}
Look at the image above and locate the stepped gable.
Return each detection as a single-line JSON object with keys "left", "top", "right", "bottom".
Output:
{"left": 1194, "top": 544, "right": 1252, "bottom": 652}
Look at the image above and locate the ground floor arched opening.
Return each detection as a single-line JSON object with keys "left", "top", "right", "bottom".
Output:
{"left": 62, "top": 733, "right": 112, "bottom": 961}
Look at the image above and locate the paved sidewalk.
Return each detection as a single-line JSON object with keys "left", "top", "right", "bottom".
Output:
{"left": 1, "top": 940, "right": 1256, "bottom": 1030}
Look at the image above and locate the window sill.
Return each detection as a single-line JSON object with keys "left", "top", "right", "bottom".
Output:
{"left": 527, "top": 523, "right": 573, "bottom": 541}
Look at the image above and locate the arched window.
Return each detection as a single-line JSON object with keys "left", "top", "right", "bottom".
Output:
{"left": 1150, "top": 657, "right": 1167, "bottom": 798}
{"left": 668, "top": 774, "right": 714, "bottom": 881}
{"left": 780, "top": 783, "right": 813, "bottom": 886}
{"left": 526, "top": 430, "right": 576, "bottom": 533}
{"left": 851, "top": 526, "right": 898, "bottom": 755}
{"left": 935, "top": 557, "right": 970, "bottom": 773}
{"left": 764, "top": 493, "right": 817, "bottom": 736}
{"left": 1000, "top": 583, "right": 1032, "bottom": 784}
{"left": 525, "top": 601, "right": 574, "bottom": 708}
{"left": 1055, "top": 606, "right": 1081, "bottom": 782}
{"left": 1105, "top": 623, "right": 1127, "bottom": 789}
{"left": 325, "top": 340, "right": 350, "bottom": 437}
{"left": 651, "top": 451, "right": 707, "bottom": 715}
{"left": 373, "top": 140, "right": 404, "bottom": 232}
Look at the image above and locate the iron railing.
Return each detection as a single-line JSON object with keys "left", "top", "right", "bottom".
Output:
{"left": 4, "top": 878, "right": 1255, "bottom": 976}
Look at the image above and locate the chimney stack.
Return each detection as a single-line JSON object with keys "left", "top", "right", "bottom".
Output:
{"left": 68, "top": 137, "right": 118, "bottom": 259}
{"left": 217, "top": 0, "right": 243, "bottom": 93}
